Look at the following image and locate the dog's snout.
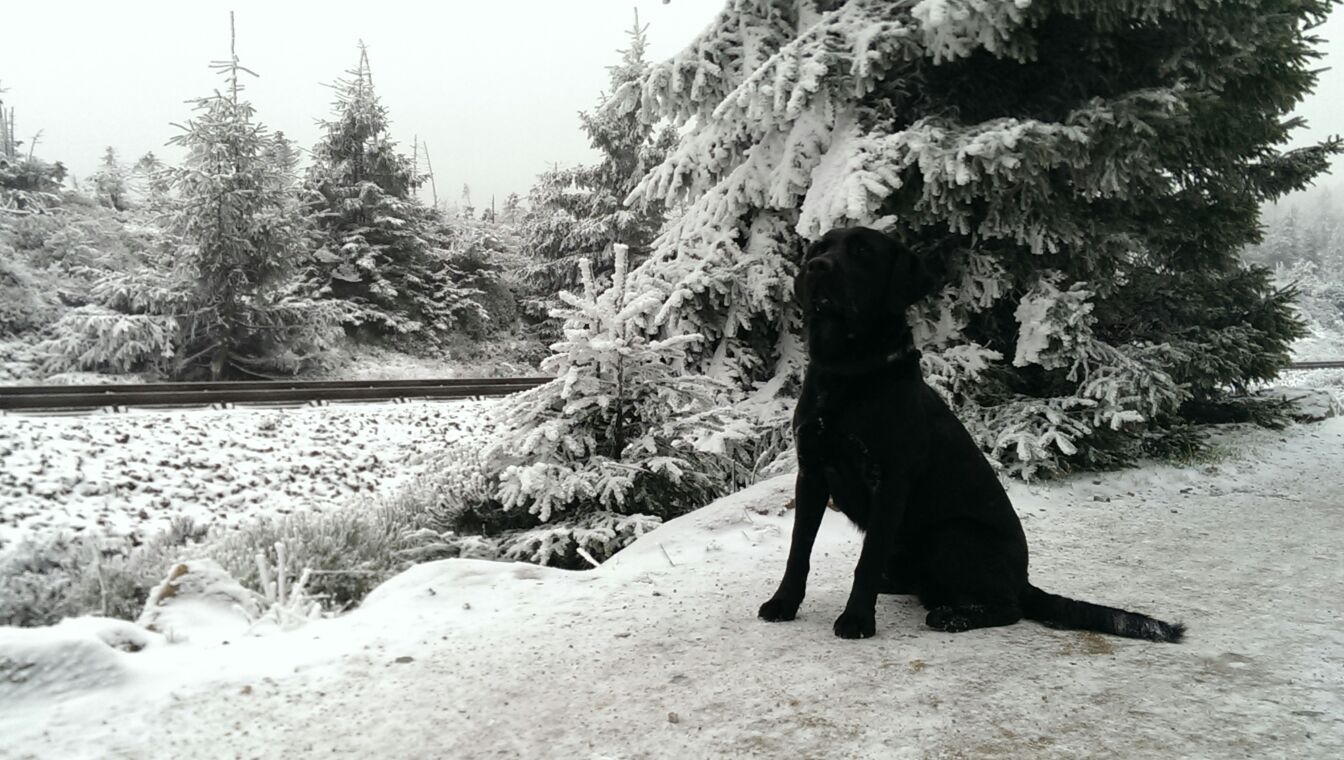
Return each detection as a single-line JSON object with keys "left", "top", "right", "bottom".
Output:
{"left": 806, "top": 257, "right": 834, "bottom": 276}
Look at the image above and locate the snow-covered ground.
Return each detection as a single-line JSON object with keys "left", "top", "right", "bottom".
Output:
{"left": 0, "top": 400, "right": 494, "bottom": 551}
{"left": 1290, "top": 325, "right": 1344, "bottom": 364}
{"left": 3, "top": 417, "right": 1341, "bottom": 759}
{"left": 309, "top": 341, "right": 541, "bottom": 381}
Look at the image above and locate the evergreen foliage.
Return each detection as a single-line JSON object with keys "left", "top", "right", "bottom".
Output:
{"left": 304, "top": 45, "right": 484, "bottom": 337}
{"left": 485, "top": 244, "right": 730, "bottom": 524}
{"left": 166, "top": 22, "right": 333, "bottom": 379}
{"left": 626, "top": 0, "right": 1340, "bottom": 477}
{"left": 0, "top": 155, "right": 66, "bottom": 213}
{"left": 45, "top": 16, "right": 334, "bottom": 379}
{"left": 91, "top": 146, "right": 129, "bottom": 211}
{"left": 1248, "top": 189, "right": 1344, "bottom": 332}
{"left": 519, "top": 10, "right": 677, "bottom": 295}
{"left": 131, "top": 152, "right": 172, "bottom": 208}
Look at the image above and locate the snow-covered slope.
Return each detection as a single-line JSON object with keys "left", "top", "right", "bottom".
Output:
{"left": 3, "top": 419, "right": 1342, "bottom": 759}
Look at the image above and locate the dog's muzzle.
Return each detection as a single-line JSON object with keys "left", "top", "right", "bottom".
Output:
{"left": 804, "top": 257, "right": 842, "bottom": 315}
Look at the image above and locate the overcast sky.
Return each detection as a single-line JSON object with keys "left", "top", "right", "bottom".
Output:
{"left": 2, "top": 1, "right": 1340, "bottom": 207}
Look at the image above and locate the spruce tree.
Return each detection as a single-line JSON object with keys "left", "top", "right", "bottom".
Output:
{"left": 626, "top": 0, "right": 1339, "bottom": 477}
{"left": 502, "top": 192, "right": 523, "bottom": 225}
{"left": 92, "top": 146, "right": 129, "bottom": 211}
{"left": 131, "top": 151, "right": 171, "bottom": 206}
{"left": 305, "top": 44, "right": 482, "bottom": 337}
{"left": 519, "top": 10, "right": 677, "bottom": 294}
{"left": 167, "top": 14, "right": 331, "bottom": 379}
{"left": 486, "top": 244, "right": 727, "bottom": 523}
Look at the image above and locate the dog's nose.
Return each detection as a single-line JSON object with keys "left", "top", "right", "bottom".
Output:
{"left": 806, "top": 257, "right": 833, "bottom": 275}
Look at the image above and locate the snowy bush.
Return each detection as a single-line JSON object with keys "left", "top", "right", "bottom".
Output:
{"left": 485, "top": 244, "right": 732, "bottom": 524}
{"left": 496, "top": 512, "right": 663, "bottom": 568}
{"left": 0, "top": 156, "right": 65, "bottom": 213}
{"left": 0, "top": 518, "right": 210, "bottom": 628}
{"left": 0, "top": 490, "right": 447, "bottom": 628}
{"left": 0, "top": 254, "right": 56, "bottom": 336}
{"left": 442, "top": 219, "right": 520, "bottom": 339}
{"left": 205, "top": 498, "right": 434, "bottom": 611}
{"left": 385, "top": 245, "right": 744, "bottom": 570}
{"left": 41, "top": 305, "right": 179, "bottom": 375}
{"left": 1275, "top": 261, "right": 1344, "bottom": 331}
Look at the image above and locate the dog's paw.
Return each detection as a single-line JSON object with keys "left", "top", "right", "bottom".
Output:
{"left": 759, "top": 597, "right": 801, "bottom": 622}
{"left": 832, "top": 609, "right": 876, "bottom": 639}
{"left": 925, "top": 606, "right": 972, "bottom": 633}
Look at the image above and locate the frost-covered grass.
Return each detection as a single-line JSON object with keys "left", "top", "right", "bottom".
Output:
{"left": 0, "top": 400, "right": 496, "bottom": 626}
{"left": 0, "top": 490, "right": 447, "bottom": 629}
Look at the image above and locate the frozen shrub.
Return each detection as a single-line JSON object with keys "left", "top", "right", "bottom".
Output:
{"left": 496, "top": 512, "right": 663, "bottom": 569}
{"left": 0, "top": 255, "right": 55, "bottom": 336}
{"left": 205, "top": 500, "right": 432, "bottom": 610}
{"left": 0, "top": 518, "right": 210, "bottom": 628}
{"left": 486, "top": 245, "right": 732, "bottom": 523}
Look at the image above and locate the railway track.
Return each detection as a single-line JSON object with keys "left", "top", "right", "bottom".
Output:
{"left": 0, "top": 376, "right": 552, "bottom": 412}
{"left": 1, "top": 361, "right": 1340, "bottom": 413}
{"left": 1284, "top": 360, "right": 1344, "bottom": 370}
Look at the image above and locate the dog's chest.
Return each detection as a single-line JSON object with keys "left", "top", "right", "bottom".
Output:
{"left": 798, "top": 394, "right": 884, "bottom": 520}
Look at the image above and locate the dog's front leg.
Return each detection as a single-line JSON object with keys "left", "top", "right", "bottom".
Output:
{"left": 759, "top": 471, "right": 829, "bottom": 622}
{"left": 834, "top": 481, "right": 907, "bottom": 639}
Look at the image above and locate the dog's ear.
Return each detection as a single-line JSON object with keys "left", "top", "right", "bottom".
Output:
{"left": 884, "top": 239, "right": 937, "bottom": 311}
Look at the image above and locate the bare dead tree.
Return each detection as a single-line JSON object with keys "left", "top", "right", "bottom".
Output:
{"left": 422, "top": 140, "right": 439, "bottom": 208}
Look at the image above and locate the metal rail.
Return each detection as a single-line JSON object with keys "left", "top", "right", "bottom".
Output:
{"left": 1285, "top": 361, "right": 1344, "bottom": 370}
{"left": 0, "top": 376, "right": 552, "bottom": 411}
{"left": 2, "top": 361, "right": 1341, "bottom": 412}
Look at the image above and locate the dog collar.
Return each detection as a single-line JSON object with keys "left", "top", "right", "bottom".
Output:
{"left": 811, "top": 346, "right": 922, "bottom": 377}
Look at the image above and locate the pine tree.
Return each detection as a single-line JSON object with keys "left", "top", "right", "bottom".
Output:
{"left": 502, "top": 192, "right": 523, "bottom": 225}
{"left": 131, "top": 151, "right": 171, "bottom": 205}
{"left": 91, "top": 146, "right": 129, "bottom": 211}
{"left": 485, "top": 244, "right": 729, "bottom": 523}
{"left": 625, "top": 0, "right": 1339, "bottom": 477}
{"left": 519, "top": 9, "right": 677, "bottom": 294}
{"left": 262, "top": 131, "right": 301, "bottom": 182}
{"left": 459, "top": 183, "right": 475, "bottom": 219}
{"left": 304, "top": 43, "right": 483, "bottom": 336}
{"left": 166, "top": 13, "right": 332, "bottom": 379}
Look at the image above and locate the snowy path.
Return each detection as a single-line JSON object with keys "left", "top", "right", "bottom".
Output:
{"left": 4, "top": 419, "right": 1343, "bottom": 759}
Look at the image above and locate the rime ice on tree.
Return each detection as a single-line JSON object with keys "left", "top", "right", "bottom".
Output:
{"left": 519, "top": 10, "right": 677, "bottom": 295}
{"left": 147, "top": 14, "right": 331, "bottom": 379}
{"left": 487, "top": 244, "right": 726, "bottom": 523}
{"left": 305, "top": 43, "right": 484, "bottom": 337}
{"left": 628, "top": 0, "right": 1335, "bottom": 476}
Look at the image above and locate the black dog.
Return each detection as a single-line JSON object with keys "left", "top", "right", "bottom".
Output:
{"left": 758, "top": 227, "right": 1185, "bottom": 642}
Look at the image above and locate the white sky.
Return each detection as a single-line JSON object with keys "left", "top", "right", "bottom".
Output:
{"left": 1, "top": 1, "right": 1340, "bottom": 206}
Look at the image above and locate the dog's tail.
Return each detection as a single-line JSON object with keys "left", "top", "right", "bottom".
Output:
{"left": 1021, "top": 584, "right": 1185, "bottom": 643}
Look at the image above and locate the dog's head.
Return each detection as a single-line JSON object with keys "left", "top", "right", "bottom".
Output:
{"left": 796, "top": 227, "right": 935, "bottom": 360}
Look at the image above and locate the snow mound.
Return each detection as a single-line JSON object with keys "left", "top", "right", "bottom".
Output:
{"left": 0, "top": 617, "right": 161, "bottom": 704}
{"left": 138, "top": 559, "right": 260, "bottom": 644}
{"left": 604, "top": 474, "right": 795, "bottom": 576}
